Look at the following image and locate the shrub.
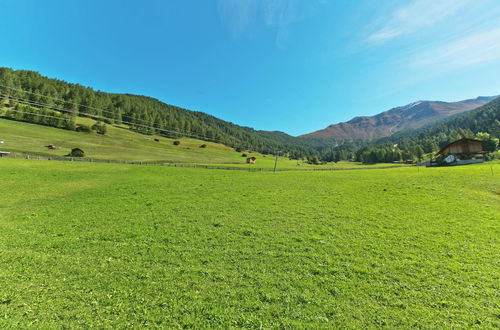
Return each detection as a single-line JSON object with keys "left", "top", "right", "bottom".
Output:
{"left": 173, "top": 140, "right": 180, "bottom": 146}
{"left": 235, "top": 147, "right": 242, "bottom": 152}
{"left": 69, "top": 148, "right": 84, "bottom": 157}
{"left": 91, "top": 122, "right": 107, "bottom": 135}
{"left": 490, "top": 150, "right": 500, "bottom": 159}
{"left": 199, "top": 144, "right": 207, "bottom": 148}
{"left": 241, "top": 153, "right": 247, "bottom": 157}
{"left": 76, "top": 124, "right": 91, "bottom": 133}
{"left": 307, "top": 156, "right": 321, "bottom": 165}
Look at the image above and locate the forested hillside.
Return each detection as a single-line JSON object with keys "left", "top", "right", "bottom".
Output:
{"left": 302, "top": 97, "right": 496, "bottom": 140}
{"left": 321, "top": 97, "right": 500, "bottom": 163}
{"left": 1, "top": 67, "right": 498, "bottom": 164}
{"left": 0, "top": 67, "right": 314, "bottom": 156}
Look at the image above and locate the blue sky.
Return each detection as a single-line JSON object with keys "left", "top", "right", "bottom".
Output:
{"left": 1, "top": 0, "right": 500, "bottom": 135}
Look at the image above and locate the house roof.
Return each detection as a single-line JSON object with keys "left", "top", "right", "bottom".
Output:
{"left": 435, "top": 138, "right": 484, "bottom": 156}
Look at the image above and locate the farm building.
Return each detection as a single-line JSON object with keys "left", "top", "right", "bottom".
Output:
{"left": 435, "top": 138, "right": 486, "bottom": 165}
{"left": 246, "top": 156, "right": 256, "bottom": 164}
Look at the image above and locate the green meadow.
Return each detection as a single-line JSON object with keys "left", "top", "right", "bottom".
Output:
{"left": 0, "top": 117, "right": 405, "bottom": 170}
{"left": 0, "top": 158, "right": 498, "bottom": 328}
{"left": 0, "top": 117, "right": 295, "bottom": 168}
{"left": 0, "top": 117, "right": 244, "bottom": 164}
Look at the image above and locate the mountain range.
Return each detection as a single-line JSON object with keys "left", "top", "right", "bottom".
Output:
{"left": 300, "top": 96, "right": 498, "bottom": 140}
{"left": 0, "top": 67, "right": 498, "bottom": 158}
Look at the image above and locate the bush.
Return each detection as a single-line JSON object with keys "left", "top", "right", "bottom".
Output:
{"left": 76, "top": 124, "right": 91, "bottom": 133}
{"left": 241, "top": 153, "right": 247, "bottom": 157}
{"left": 490, "top": 150, "right": 500, "bottom": 159}
{"left": 235, "top": 147, "right": 242, "bottom": 152}
{"left": 199, "top": 144, "right": 207, "bottom": 148}
{"left": 173, "top": 140, "right": 180, "bottom": 146}
{"left": 69, "top": 148, "right": 84, "bottom": 157}
{"left": 91, "top": 122, "right": 107, "bottom": 135}
{"left": 307, "top": 156, "right": 321, "bottom": 165}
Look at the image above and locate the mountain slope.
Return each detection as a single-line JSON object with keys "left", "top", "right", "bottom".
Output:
{"left": 301, "top": 96, "right": 497, "bottom": 140}
{"left": 0, "top": 67, "right": 314, "bottom": 156}
{"left": 318, "top": 97, "right": 500, "bottom": 164}
{"left": 383, "top": 96, "right": 500, "bottom": 146}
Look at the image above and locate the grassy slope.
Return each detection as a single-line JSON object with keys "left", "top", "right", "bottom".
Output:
{"left": 0, "top": 117, "right": 401, "bottom": 169}
{"left": 0, "top": 117, "right": 241, "bottom": 163}
{"left": 0, "top": 159, "right": 498, "bottom": 328}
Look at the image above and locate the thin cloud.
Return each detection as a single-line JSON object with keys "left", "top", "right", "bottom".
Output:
{"left": 412, "top": 27, "right": 500, "bottom": 69}
{"left": 217, "top": 0, "right": 324, "bottom": 47}
{"left": 368, "top": 0, "right": 470, "bottom": 42}
{"left": 217, "top": 0, "right": 260, "bottom": 36}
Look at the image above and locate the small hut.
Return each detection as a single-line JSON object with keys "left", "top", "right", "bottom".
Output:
{"left": 435, "top": 138, "right": 486, "bottom": 165}
{"left": 246, "top": 156, "right": 256, "bottom": 164}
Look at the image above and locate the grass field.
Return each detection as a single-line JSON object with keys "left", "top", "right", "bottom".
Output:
{"left": 0, "top": 117, "right": 408, "bottom": 170}
{"left": 0, "top": 117, "right": 243, "bottom": 163}
{"left": 0, "top": 158, "right": 498, "bottom": 328}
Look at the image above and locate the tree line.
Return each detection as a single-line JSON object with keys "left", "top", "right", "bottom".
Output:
{"left": 0, "top": 67, "right": 314, "bottom": 157}
{"left": 0, "top": 67, "right": 498, "bottom": 163}
{"left": 316, "top": 97, "right": 500, "bottom": 163}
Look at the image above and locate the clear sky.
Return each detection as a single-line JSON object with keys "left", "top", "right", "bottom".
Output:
{"left": 1, "top": 0, "right": 500, "bottom": 136}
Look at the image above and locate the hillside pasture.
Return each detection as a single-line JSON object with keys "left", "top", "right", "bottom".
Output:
{"left": 0, "top": 117, "right": 405, "bottom": 169}
{"left": 0, "top": 159, "right": 498, "bottom": 328}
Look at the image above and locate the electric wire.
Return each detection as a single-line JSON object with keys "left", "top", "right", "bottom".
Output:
{"left": 1, "top": 93, "right": 252, "bottom": 148}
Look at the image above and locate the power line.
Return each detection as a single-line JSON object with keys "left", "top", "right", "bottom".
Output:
{"left": 0, "top": 84, "right": 246, "bottom": 142}
{"left": 4, "top": 107, "right": 197, "bottom": 140}
{"left": 0, "top": 84, "right": 125, "bottom": 120}
{"left": 1, "top": 93, "right": 163, "bottom": 130}
{"left": 3, "top": 107, "right": 71, "bottom": 122}
{"left": 0, "top": 85, "right": 293, "bottom": 153}
{"left": 0, "top": 85, "right": 286, "bottom": 151}
{"left": 2, "top": 94, "right": 248, "bottom": 147}
{"left": 0, "top": 83, "right": 183, "bottom": 130}
{"left": 4, "top": 108, "right": 202, "bottom": 140}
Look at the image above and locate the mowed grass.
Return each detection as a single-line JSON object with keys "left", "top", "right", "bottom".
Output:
{"left": 0, "top": 118, "right": 407, "bottom": 170}
{"left": 0, "top": 117, "right": 242, "bottom": 164}
{"left": 0, "top": 159, "right": 499, "bottom": 328}
{"left": 0, "top": 118, "right": 299, "bottom": 168}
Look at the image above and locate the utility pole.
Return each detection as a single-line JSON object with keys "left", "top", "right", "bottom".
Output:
{"left": 273, "top": 151, "right": 279, "bottom": 172}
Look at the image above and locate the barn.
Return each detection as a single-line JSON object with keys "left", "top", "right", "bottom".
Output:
{"left": 435, "top": 138, "right": 486, "bottom": 165}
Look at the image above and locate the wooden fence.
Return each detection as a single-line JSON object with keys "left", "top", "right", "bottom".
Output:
{"left": 0, "top": 151, "right": 408, "bottom": 172}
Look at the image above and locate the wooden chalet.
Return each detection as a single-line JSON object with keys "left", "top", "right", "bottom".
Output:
{"left": 435, "top": 138, "right": 486, "bottom": 165}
